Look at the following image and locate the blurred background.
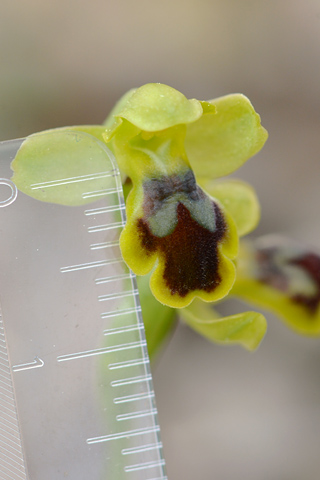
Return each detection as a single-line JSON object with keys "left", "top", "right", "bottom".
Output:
{"left": 1, "top": 0, "right": 320, "bottom": 478}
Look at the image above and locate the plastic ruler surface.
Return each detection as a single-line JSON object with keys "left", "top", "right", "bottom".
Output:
{"left": 0, "top": 133, "right": 167, "bottom": 480}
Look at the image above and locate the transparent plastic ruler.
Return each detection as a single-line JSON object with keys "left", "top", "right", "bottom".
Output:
{"left": 0, "top": 133, "right": 167, "bottom": 480}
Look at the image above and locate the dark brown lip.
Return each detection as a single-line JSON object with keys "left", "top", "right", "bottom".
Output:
{"left": 137, "top": 201, "right": 226, "bottom": 298}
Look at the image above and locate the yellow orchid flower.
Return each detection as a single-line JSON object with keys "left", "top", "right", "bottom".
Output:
{"left": 232, "top": 235, "right": 320, "bottom": 336}
{"left": 11, "top": 83, "right": 290, "bottom": 358}
{"left": 101, "top": 84, "right": 266, "bottom": 309}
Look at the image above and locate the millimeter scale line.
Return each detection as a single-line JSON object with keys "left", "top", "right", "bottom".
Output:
{"left": 100, "top": 306, "right": 142, "bottom": 320}
{"left": 57, "top": 340, "right": 147, "bottom": 363}
{"left": 95, "top": 272, "right": 134, "bottom": 285}
{"left": 60, "top": 257, "right": 123, "bottom": 273}
{"left": 108, "top": 357, "right": 149, "bottom": 370}
{"left": 110, "top": 374, "right": 153, "bottom": 388}
{"left": 121, "top": 442, "right": 163, "bottom": 456}
{"left": 116, "top": 408, "right": 158, "bottom": 422}
{"left": 86, "top": 426, "right": 160, "bottom": 445}
{"left": 30, "top": 170, "right": 117, "bottom": 189}
{"left": 85, "top": 204, "right": 126, "bottom": 216}
{"left": 87, "top": 221, "right": 124, "bottom": 233}
{"left": 124, "top": 459, "right": 166, "bottom": 473}
{"left": 103, "top": 324, "right": 144, "bottom": 336}
{"left": 0, "top": 310, "right": 28, "bottom": 480}
{"left": 98, "top": 289, "right": 139, "bottom": 302}
{"left": 113, "top": 391, "right": 155, "bottom": 405}
{"left": 90, "top": 240, "right": 120, "bottom": 250}
{"left": 146, "top": 477, "right": 168, "bottom": 480}
{"left": 82, "top": 186, "right": 122, "bottom": 200}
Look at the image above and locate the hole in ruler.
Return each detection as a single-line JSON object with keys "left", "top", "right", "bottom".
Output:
{"left": 0, "top": 179, "right": 18, "bottom": 207}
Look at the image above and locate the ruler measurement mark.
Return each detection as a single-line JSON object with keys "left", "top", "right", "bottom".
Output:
{"left": 0, "top": 378, "right": 14, "bottom": 395}
{"left": 0, "top": 444, "right": 24, "bottom": 465}
{"left": 0, "top": 456, "right": 26, "bottom": 480}
{"left": 0, "top": 355, "right": 8, "bottom": 366}
{"left": 0, "top": 376, "right": 11, "bottom": 389}
{"left": 88, "top": 222, "right": 124, "bottom": 233}
{"left": 124, "top": 459, "right": 166, "bottom": 473}
{"left": 86, "top": 426, "right": 160, "bottom": 445}
{"left": 104, "top": 324, "right": 144, "bottom": 337}
{"left": 30, "top": 170, "right": 116, "bottom": 190}
{"left": 57, "top": 340, "right": 146, "bottom": 363}
{"left": 95, "top": 272, "right": 133, "bottom": 285}
{"left": 0, "top": 435, "right": 23, "bottom": 455}
{"left": 81, "top": 180, "right": 166, "bottom": 464}
{"left": 0, "top": 430, "right": 24, "bottom": 451}
{"left": 0, "top": 458, "right": 26, "bottom": 480}
{"left": 82, "top": 187, "right": 122, "bottom": 200}
{"left": 0, "top": 365, "right": 10, "bottom": 377}
{"left": 111, "top": 374, "right": 152, "bottom": 388}
{"left": 0, "top": 361, "right": 10, "bottom": 372}
{"left": 85, "top": 204, "right": 126, "bottom": 216}
{"left": 0, "top": 408, "right": 21, "bottom": 424}
{"left": 90, "top": 240, "right": 120, "bottom": 251}
{"left": 0, "top": 349, "right": 7, "bottom": 360}
{"left": 101, "top": 306, "right": 142, "bottom": 320}
{"left": 98, "top": 289, "right": 139, "bottom": 302}
{"left": 0, "top": 351, "right": 9, "bottom": 363}
{"left": 113, "top": 391, "right": 155, "bottom": 405}
{"left": 122, "top": 442, "right": 163, "bottom": 456}
{"left": 0, "top": 393, "right": 15, "bottom": 408}
{"left": 1, "top": 465, "right": 24, "bottom": 480}
{"left": 60, "top": 257, "right": 123, "bottom": 273}
{"left": 0, "top": 402, "right": 15, "bottom": 417}
{"left": 116, "top": 408, "right": 157, "bottom": 422}
{"left": 0, "top": 431, "right": 25, "bottom": 452}
{"left": 0, "top": 416, "right": 22, "bottom": 433}
{"left": 0, "top": 359, "right": 10, "bottom": 370}
{"left": 108, "top": 357, "right": 149, "bottom": 370}
{"left": 0, "top": 383, "right": 12, "bottom": 397}
{"left": 147, "top": 477, "right": 168, "bottom": 480}
{"left": 12, "top": 356, "right": 44, "bottom": 372}
{"left": 0, "top": 372, "right": 9, "bottom": 382}
{"left": 0, "top": 310, "right": 27, "bottom": 480}
{"left": 0, "top": 443, "right": 24, "bottom": 465}
{"left": 0, "top": 376, "right": 10, "bottom": 389}
{"left": 0, "top": 412, "right": 22, "bottom": 438}
{"left": 0, "top": 442, "right": 27, "bottom": 465}
{"left": 0, "top": 402, "right": 24, "bottom": 418}
{"left": 0, "top": 368, "right": 12, "bottom": 382}
{"left": 0, "top": 433, "right": 23, "bottom": 452}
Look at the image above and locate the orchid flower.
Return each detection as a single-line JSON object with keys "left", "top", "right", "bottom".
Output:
{"left": 10, "top": 83, "right": 319, "bottom": 359}
{"left": 233, "top": 235, "right": 320, "bottom": 336}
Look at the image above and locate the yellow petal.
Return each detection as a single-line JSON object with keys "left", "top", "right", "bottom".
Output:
{"left": 185, "top": 94, "right": 268, "bottom": 180}
{"left": 180, "top": 298, "right": 267, "bottom": 351}
{"left": 201, "top": 179, "right": 260, "bottom": 237}
{"left": 103, "top": 88, "right": 137, "bottom": 129}
{"left": 11, "top": 128, "right": 114, "bottom": 206}
{"left": 113, "top": 83, "right": 203, "bottom": 132}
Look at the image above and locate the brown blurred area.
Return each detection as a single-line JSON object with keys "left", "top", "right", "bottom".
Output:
{"left": 1, "top": 1, "right": 320, "bottom": 478}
